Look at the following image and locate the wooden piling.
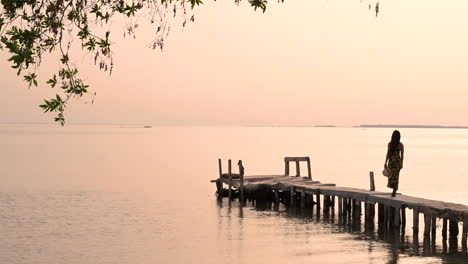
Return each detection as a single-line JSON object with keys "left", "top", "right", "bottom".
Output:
{"left": 442, "top": 218, "right": 448, "bottom": 242}
{"left": 338, "top": 197, "right": 343, "bottom": 216}
{"left": 393, "top": 207, "right": 400, "bottom": 227}
{"left": 449, "top": 219, "right": 459, "bottom": 253}
{"left": 431, "top": 216, "right": 437, "bottom": 243}
{"left": 295, "top": 161, "right": 300, "bottom": 177}
{"left": 462, "top": 219, "right": 468, "bottom": 250}
{"left": 384, "top": 205, "right": 389, "bottom": 228}
{"left": 228, "top": 159, "right": 232, "bottom": 200}
{"left": 238, "top": 160, "right": 244, "bottom": 203}
{"left": 290, "top": 187, "right": 294, "bottom": 206}
{"left": 301, "top": 191, "right": 306, "bottom": 208}
{"left": 343, "top": 197, "right": 348, "bottom": 217}
{"left": 216, "top": 159, "right": 223, "bottom": 195}
{"left": 378, "top": 203, "right": 384, "bottom": 225}
{"left": 274, "top": 189, "right": 280, "bottom": 204}
{"left": 306, "top": 157, "right": 312, "bottom": 179}
{"left": 369, "top": 171, "right": 375, "bottom": 191}
{"left": 316, "top": 193, "right": 321, "bottom": 209}
{"left": 401, "top": 206, "right": 406, "bottom": 227}
{"left": 424, "top": 214, "right": 431, "bottom": 236}
{"left": 413, "top": 209, "right": 419, "bottom": 233}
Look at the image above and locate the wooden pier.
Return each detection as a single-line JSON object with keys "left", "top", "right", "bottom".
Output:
{"left": 212, "top": 157, "right": 468, "bottom": 253}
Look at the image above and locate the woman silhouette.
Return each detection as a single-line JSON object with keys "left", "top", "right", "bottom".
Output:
{"left": 384, "top": 130, "right": 404, "bottom": 197}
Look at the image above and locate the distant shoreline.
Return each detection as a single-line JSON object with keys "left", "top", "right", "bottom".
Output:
{"left": 359, "top": 124, "right": 468, "bottom": 129}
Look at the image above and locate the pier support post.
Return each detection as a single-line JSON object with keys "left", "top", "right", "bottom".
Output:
{"left": 331, "top": 196, "right": 335, "bottom": 208}
{"left": 378, "top": 203, "right": 384, "bottom": 225}
{"left": 338, "top": 197, "right": 343, "bottom": 216}
{"left": 431, "top": 216, "right": 437, "bottom": 244}
{"left": 401, "top": 206, "right": 406, "bottom": 227}
{"left": 316, "top": 193, "right": 321, "bottom": 209}
{"left": 324, "top": 196, "right": 330, "bottom": 214}
{"left": 301, "top": 191, "right": 306, "bottom": 208}
{"left": 343, "top": 197, "right": 348, "bottom": 218}
{"left": 462, "top": 219, "right": 468, "bottom": 251}
{"left": 442, "top": 218, "right": 448, "bottom": 242}
{"left": 384, "top": 205, "right": 389, "bottom": 228}
{"left": 365, "top": 203, "right": 375, "bottom": 222}
{"left": 274, "top": 190, "right": 280, "bottom": 204}
{"left": 290, "top": 187, "right": 294, "bottom": 206}
{"left": 413, "top": 209, "right": 419, "bottom": 233}
{"left": 228, "top": 159, "right": 232, "bottom": 201}
{"left": 424, "top": 214, "right": 431, "bottom": 236}
{"left": 449, "top": 219, "right": 459, "bottom": 253}
{"left": 393, "top": 207, "right": 400, "bottom": 228}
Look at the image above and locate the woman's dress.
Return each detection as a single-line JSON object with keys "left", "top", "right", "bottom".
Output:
{"left": 387, "top": 150, "right": 401, "bottom": 189}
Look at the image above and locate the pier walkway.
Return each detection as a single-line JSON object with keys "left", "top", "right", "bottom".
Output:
{"left": 212, "top": 157, "right": 468, "bottom": 252}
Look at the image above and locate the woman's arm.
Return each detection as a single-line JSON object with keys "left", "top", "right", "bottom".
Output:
{"left": 384, "top": 143, "right": 390, "bottom": 167}
{"left": 400, "top": 143, "right": 404, "bottom": 169}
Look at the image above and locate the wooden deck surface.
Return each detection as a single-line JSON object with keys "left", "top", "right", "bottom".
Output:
{"left": 221, "top": 175, "right": 468, "bottom": 222}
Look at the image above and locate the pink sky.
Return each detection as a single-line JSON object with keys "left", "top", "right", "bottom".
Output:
{"left": 2, "top": 0, "right": 468, "bottom": 126}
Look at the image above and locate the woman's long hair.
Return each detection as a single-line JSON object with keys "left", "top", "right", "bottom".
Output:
{"left": 390, "top": 130, "right": 401, "bottom": 153}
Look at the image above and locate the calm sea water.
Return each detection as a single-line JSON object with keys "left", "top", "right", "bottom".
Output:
{"left": 1, "top": 124, "right": 468, "bottom": 264}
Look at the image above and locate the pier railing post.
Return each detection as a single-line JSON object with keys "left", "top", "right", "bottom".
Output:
{"left": 228, "top": 159, "right": 232, "bottom": 201}
{"left": 296, "top": 161, "right": 300, "bottom": 177}
{"left": 306, "top": 157, "right": 312, "bottom": 179}
{"left": 238, "top": 160, "right": 245, "bottom": 204}
{"left": 284, "top": 158, "right": 290, "bottom": 176}
{"left": 216, "top": 159, "right": 223, "bottom": 195}
{"left": 369, "top": 171, "right": 375, "bottom": 191}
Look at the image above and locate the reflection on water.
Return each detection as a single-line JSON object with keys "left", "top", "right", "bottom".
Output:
{"left": 216, "top": 198, "right": 468, "bottom": 264}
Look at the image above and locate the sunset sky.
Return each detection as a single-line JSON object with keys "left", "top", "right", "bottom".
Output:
{"left": 2, "top": 0, "right": 468, "bottom": 126}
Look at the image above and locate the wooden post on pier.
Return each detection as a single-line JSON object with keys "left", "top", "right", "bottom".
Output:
{"left": 284, "top": 158, "right": 290, "bottom": 176}
{"left": 301, "top": 191, "right": 306, "bottom": 208}
{"left": 424, "top": 214, "right": 431, "bottom": 236}
{"left": 393, "top": 207, "right": 400, "bottom": 227}
{"left": 238, "top": 160, "right": 245, "bottom": 203}
{"left": 325, "top": 196, "right": 332, "bottom": 214}
{"left": 462, "top": 219, "right": 468, "bottom": 250}
{"left": 378, "top": 203, "right": 384, "bottom": 225}
{"left": 413, "top": 209, "right": 419, "bottom": 233}
{"left": 228, "top": 159, "right": 232, "bottom": 201}
{"left": 274, "top": 189, "right": 280, "bottom": 204}
{"left": 295, "top": 161, "right": 300, "bottom": 177}
{"left": 369, "top": 171, "right": 375, "bottom": 191}
{"left": 384, "top": 205, "right": 389, "bottom": 228}
{"left": 306, "top": 157, "right": 312, "bottom": 179}
{"left": 290, "top": 187, "right": 294, "bottom": 206}
{"left": 343, "top": 198, "right": 348, "bottom": 218}
{"left": 216, "top": 159, "right": 223, "bottom": 195}
{"left": 431, "top": 216, "right": 437, "bottom": 243}
{"left": 449, "top": 219, "right": 459, "bottom": 252}
{"left": 401, "top": 206, "right": 406, "bottom": 227}
{"left": 442, "top": 218, "right": 448, "bottom": 242}
{"left": 338, "top": 197, "right": 343, "bottom": 216}
{"left": 316, "top": 193, "right": 321, "bottom": 209}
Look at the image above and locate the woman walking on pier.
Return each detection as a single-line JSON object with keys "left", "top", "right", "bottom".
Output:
{"left": 384, "top": 130, "right": 404, "bottom": 197}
